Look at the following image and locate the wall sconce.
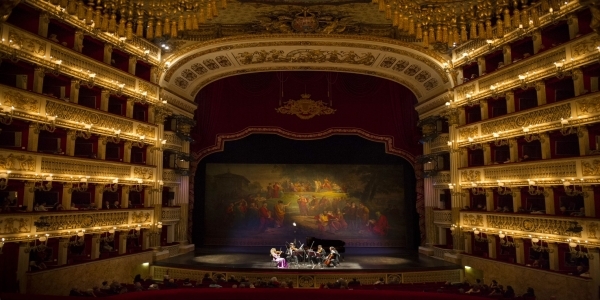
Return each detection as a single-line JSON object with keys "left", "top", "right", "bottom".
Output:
{"left": 0, "top": 237, "right": 4, "bottom": 254}
{"left": 161, "top": 61, "right": 171, "bottom": 73}
{"left": 465, "top": 93, "right": 480, "bottom": 107}
{"left": 133, "top": 135, "right": 146, "bottom": 148}
{"left": 104, "top": 178, "right": 119, "bottom": 192}
{"left": 118, "top": 37, "right": 127, "bottom": 48}
{"left": 0, "top": 103, "right": 14, "bottom": 125}
{"left": 531, "top": 237, "right": 552, "bottom": 252}
{"left": 518, "top": 73, "right": 531, "bottom": 90}
{"left": 0, "top": 171, "right": 10, "bottom": 190}
{"left": 69, "top": 176, "right": 90, "bottom": 193}
{"left": 75, "top": 123, "right": 93, "bottom": 139}
{"left": 51, "top": 59, "right": 62, "bottom": 76}
{"left": 527, "top": 179, "right": 546, "bottom": 196}
{"left": 522, "top": 126, "right": 542, "bottom": 143}
{"left": 85, "top": 72, "right": 96, "bottom": 88}
{"left": 54, "top": 4, "right": 66, "bottom": 19}
{"left": 149, "top": 222, "right": 163, "bottom": 236}
{"left": 559, "top": 117, "right": 582, "bottom": 136}
{"left": 461, "top": 51, "right": 473, "bottom": 64}
{"left": 143, "top": 49, "right": 150, "bottom": 61}
{"left": 131, "top": 178, "right": 144, "bottom": 192}
{"left": 554, "top": 59, "right": 574, "bottom": 79}
{"left": 30, "top": 174, "right": 53, "bottom": 192}
{"left": 492, "top": 132, "right": 509, "bottom": 146}
{"left": 490, "top": 84, "right": 500, "bottom": 99}
{"left": 149, "top": 139, "right": 167, "bottom": 153}
{"left": 33, "top": 114, "right": 57, "bottom": 133}
{"left": 563, "top": 178, "right": 585, "bottom": 197}
{"left": 449, "top": 224, "right": 462, "bottom": 236}
{"left": 0, "top": 38, "right": 20, "bottom": 63}
{"left": 497, "top": 181, "right": 513, "bottom": 196}
{"left": 25, "top": 234, "right": 49, "bottom": 253}
{"left": 448, "top": 183, "right": 465, "bottom": 197}
{"left": 498, "top": 232, "right": 517, "bottom": 247}
{"left": 568, "top": 240, "right": 593, "bottom": 258}
{"left": 67, "top": 230, "right": 85, "bottom": 247}
{"left": 112, "top": 82, "right": 125, "bottom": 97}
{"left": 486, "top": 39, "right": 496, "bottom": 50}
{"left": 100, "top": 228, "right": 116, "bottom": 243}
{"left": 473, "top": 229, "right": 488, "bottom": 243}
{"left": 128, "top": 224, "right": 142, "bottom": 239}
{"left": 470, "top": 183, "right": 486, "bottom": 196}
{"left": 107, "top": 129, "right": 121, "bottom": 144}
{"left": 467, "top": 136, "right": 482, "bottom": 150}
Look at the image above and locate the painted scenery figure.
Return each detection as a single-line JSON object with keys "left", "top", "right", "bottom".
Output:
{"left": 205, "top": 164, "right": 407, "bottom": 246}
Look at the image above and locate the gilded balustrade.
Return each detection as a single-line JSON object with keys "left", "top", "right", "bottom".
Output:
{"left": 433, "top": 210, "right": 453, "bottom": 225}
{"left": 0, "top": 23, "right": 160, "bottom": 104}
{"left": 459, "top": 212, "right": 599, "bottom": 245}
{"left": 0, "top": 208, "right": 154, "bottom": 240}
{"left": 161, "top": 206, "right": 181, "bottom": 223}
{"left": 432, "top": 170, "right": 451, "bottom": 188}
{"left": 429, "top": 133, "right": 450, "bottom": 153}
{"left": 163, "top": 131, "right": 183, "bottom": 149}
{"left": 162, "top": 168, "right": 180, "bottom": 184}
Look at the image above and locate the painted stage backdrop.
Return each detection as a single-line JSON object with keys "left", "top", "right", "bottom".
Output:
{"left": 205, "top": 163, "right": 408, "bottom": 247}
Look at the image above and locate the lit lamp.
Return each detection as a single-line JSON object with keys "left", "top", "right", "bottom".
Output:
{"left": 86, "top": 72, "right": 96, "bottom": 88}
{"left": 0, "top": 171, "right": 10, "bottom": 190}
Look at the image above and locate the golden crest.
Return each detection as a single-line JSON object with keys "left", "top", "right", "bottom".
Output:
{"left": 275, "top": 93, "right": 336, "bottom": 120}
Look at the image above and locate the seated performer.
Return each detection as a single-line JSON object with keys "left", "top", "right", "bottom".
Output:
{"left": 270, "top": 248, "right": 288, "bottom": 269}
{"left": 286, "top": 242, "right": 300, "bottom": 264}
{"left": 324, "top": 246, "right": 340, "bottom": 268}
{"left": 311, "top": 245, "right": 326, "bottom": 268}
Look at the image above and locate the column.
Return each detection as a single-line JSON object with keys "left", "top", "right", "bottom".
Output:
{"left": 488, "top": 235, "right": 497, "bottom": 259}
{"left": 587, "top": 248, "right": 600, "bottom": 299}
{"left": 124, "top": 141, "right": 132, "bottom": 163}
{"left": 121, "top": 186, "right": 130, "bottom": 208}
{"left": 477, "top": 57, "right": 486, "bottom": 76}
{"left": 568, "top": 14, "right": 579, "bottom": 39}
{"left": 38, "top": 12, "right": 49, "bottom": 37}
{"left": 103, "top": 44, "right": 113, "bottom": 65}
{"left": 33, "top": 67, "right": 45, "bottom": 94}
{"left": 583, "top": 186, "right": 595, "bottom": 217}
{"left": 577, "top": 126, "right": 590, "bottom": 156}
{"left": 540, "top": 133, "right": 551, "bottom": 159}
{"left": 17, "top": 242, "right": 31, "bottom": 293}
{"left": 485, "top": 189, "right": 493, "bottom": 211}
{"left": 126, "top": 99, "right": 134, "bottom": 118}
{"left": 142, "top": 229, "right": 150, "bottom": 250}
{"left": 535, "top": 81, "right": 546, "bottom": 105}
{"left": 545, "top": 187, "right": 555, "bottom": 215}
{"left": 514, "top": 238, "right": 525, "bottom": 264}
{"left": 505, "top": 91, "right": 515, "bottom": 114}
{"left": 459, "top": 148, "right": 468, "bottom": 168}
{"left": 91, "top": 234, "right": 100, "bottom": 259}
{"left": 150, "top": 66, "right": 158, "bottom": 84}
{"left": 456, "top": 68, "right": 464, "bottom": 85}
{"left": 464, "top": 232, "right": 472, "bottom": 254}
{"left": 100, "top": 90, "right": 110, "bottom": 112}
{"left": 508, "top": 138, "right": 518, "bottom": 162}
{"left": 573, "top": 68, "right": 585, "bottom": 97}
{"left": 438, "top": 226, "right": 447, "bottom": 245}
{"left": 148, "top": 104, "right": 156, "bottom": 124}
{"left": 423, "top": 139, "right": 437, "bottom": 247}
{"left": 58, "top": 238, "right": 69, "bottom": 265}
{"left": 97, "top": 136, "right": 107, "bottom": 160}
{"left": 502, "top": 45, "right": 512, "bottom": 66}
{"left": 512, "top": 190, "right": 521, "bottom": 212}
{"left": 119, "top": 231, "right": 128, "bottom": 254}
{"left": 62, "top": 183, "right": 72, "bottom": 209}
{"left": 483, "top": 144, "right": 491, "bottom": 165}
{"left": 480, "top": 100, "right": 488, "bottom": 120}
{"left": 177, "top": 142, "right": 190, "bottom": 243}
{"left": 532, "top": 30, "right": 542, "bottom": 54}
{"left": 95, "top": 184, "right": 104, "bottom": 209}
{"left": 167, "top": 225, "right": 175, "bottom": 243}
{"left": 448, "top": 112, "right": 464, "bottom": 251}
{"left": 70, "top": 79, "right": 80, "bottom": 103}
{"left": 27, "top": 124, "right": 39, "bottom": 152}
{"left": 66, "top": 130, "right": 76, "bottom": 156}
{"left": 128, "top": 56, "right": 137, "bottom": 75}
{"left": 548, "top": 242, "right": 560, "bottom": 271}
{"left": 24, "top": 182, "right": 34, "bottom": 212}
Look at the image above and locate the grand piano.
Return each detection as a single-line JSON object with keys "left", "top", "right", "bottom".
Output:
{"left": 305, "top": 236, "right": 345, "bottom": 259}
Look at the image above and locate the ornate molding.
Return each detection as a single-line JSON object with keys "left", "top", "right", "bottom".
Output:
{"left": 479, "top": 103, "right": 571, "bottom": 135}
{"left": 46, "top": 100, "right": 134, "bottom": 134}
{"left": 133, "top": 167, "right": 154, "bottom": 180}
{"left": 275, "top": 93, "right": 336, "bottom": 120}
{"left": 461, "top": 170, "right": 481, "bottom": 182}
{"left": 3, "top": 90, "right": 39, "bottom": 112}
{"left": 582, "top": 159, "right": 600, "bottom": 176}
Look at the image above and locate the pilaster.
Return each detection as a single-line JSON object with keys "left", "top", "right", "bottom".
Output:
{"left": 58, "top": 238, "right": 69, "bottom": 265}
{"left": 548, "top": 242, "right": 559, "bottom": 271}
{"left": 100, "top": 89, "right": 110, "bottom": 112}
{"left": 515, "top": 238, "right": 525, "bottom": 264}
{"left": 24, "top": 182, "right": 34, "bottom": 212}
{"left": 540, "top": 133, "right": 551, "bottom": 159}
{"left": 27, "top": 124, "right": 39, "bottom": 152}
{"left": 488, "top": 235, "right": 497, "bottom": 259}
{"left": 535, "top": 81, "right": 546, "bottom": 105}
{"left": 95, "top": 184, "right": 104, "bottom": 209}
{"left": 502, "top": 45, "right": 512, "bottom": 66}
{"left": 505, "top": 91, "right": 515, "bottom": 114}
{"left": 480, "top": 100, "right": 488, "bottom": 120}
{"left": 66, "top": 130, "right": 76, "bottom": 156}
{"left": 103, "top": 44, "right": 113, "bottom": 65}
{"left": 532, "top": 30, "right": 542, "bottom": 54}
{"left": 33, "top": 67, "right": 45, "bottom": 94}
{"left": 573, "top": 68, "right": 585, "bottom": 97}
{"left": 545, "top": 187, "right": 555, "bottom": 215}
{"left": 70, "top": 80, "right": 80, "bottom": 103}
{"left": 62, "top": 183, "right": 72, "bottom": 209}
{"left": 583, "top": 186, "right": 595, "bottom": 217}
{"left": 128, "top": 56, "right": 137, "bottom": 75}
{"left": 38, "top": 12, "right": 49, "bottom": 38}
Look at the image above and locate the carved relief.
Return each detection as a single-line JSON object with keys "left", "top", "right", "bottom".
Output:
{"left": 577, "top": 96, "right": 600, "bottom": 114}
{"left": 392, "top": 60, "right": 409, "bottom": 72}
{"left": 415, "top": 71, "right": 431, "bottom": 83}
{"left": 203, "top": 59, "right": 220, "bottom": 70}
{"left": 480, "top": 103, "right": 571, "bottom": 135}
{"left": 462, "top": 214, "right": 483, "bottom": 227}
{"left": 459, "top": 126, "right": 479, "bottom": 140}
{"left": 235, "top": 49, "right": 376, "bottom": 66}
{"left": 34, "top": 212, "right": 129, "bottom": 231}
{"left": 0, "top": 217, "right": 30, "bottom": 234}
{"left": 424, "top": 78, "right": 438, "bottom": 90}
{"left": 461, "top": 170, "right": 481, "bottom": 182}
{"left": 570, "top": 35, "right": 600, "bottom": 58}
{"left": 181, "top": 69, "right": 198, "bottom": 81}
{"left": 215, "top": 55, "right": 232, "bottom": 67}
{"left": 487, "top": 215, "right": 581, "bottom": 237}
{"left": 137, "top": 81, "right": 157, "bottom": 97}
{"left": 3, "top": 91, "right": 39, "bottom": 112}
{"left": 582, "top": 159, "right": 600, "bottom": 176}
{"left": 46, "top": 101, "right": 134, "bottom": 133}
{"left": 275, "top": 93, "right": 335, "bottom": 120}
{"left": 135, "top": 124, "right": 156, "bottom": 139}
{"left": 0, "top": 154, "right": 14, "bottom": 169}
{"left": 588, "top": 222, "right": 598, "bottom": 239}
{"left": 404, "top": 65, "right": 421, "bottom": 76}
{"left": 133, "top": 167, "right": 153, "bottom": 179}
{"left": 17, "top": 155, "right": 35, "bottom": 171}
{"left": 131, "top": 211, "right": 151, "bottom": 223}
{"left": 379, "top": 57, "right": 396, "bottom": 68}
{"left": 41, "top": 158, "right": 131, "bottom": 177}
{"left": 484, "top": 161, "right": 577, "bottom": 181}
{"left": 163, "top": 170, "right": 178, "bottom": 182}
{"left": 8, "top": 29, "right": 46, "bottom": 56}
{"left": 174, "top": 77, "right": 189, "bottom": 89}
{"left": 190, "top": 63, "right": 208, "bottom": 75}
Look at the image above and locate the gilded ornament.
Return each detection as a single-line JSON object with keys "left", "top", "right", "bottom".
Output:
{"left": 578, "top": 96, "right": 600, "bottom": 114}
{"left": 8, "top": 29, "right": 47, "bottom": 56}
{"left": 132, "top": 211, "right": 151, "bottom": 223}
{"left": 582, "top": 159, "right": 600, "bottom": 176}
{"left": 235, "top": 49, "right": 375, "bottom": 66}
{"left": 588, "top": 222, "right": 598, "bottom": 239}
{"left": 570, "top": 35, "right": 600, "bottom": 58}
{"left": 4, "top": 90, "right": 39, "bottom": 112}
{"left": 135, "top": 124, "right": 156, "bottom": 139}
{"left": 0, "top": 154, "right": 14, "bottom": 169}
{"left": 46, "top": 101, "right": 134, "bottom": 134}
{"left": 17, "top": 155, "right": 35, "bottom": 171}
{"left": 133, "top": 167, "right": 154, "bottom": 179}
{"left": 275, "top": 93, "right": 336, "bottom": 120}
{"left": 0, "top": 217, "right": 30, "bottom": 234}
{"left": 480, "top": 103, "right": 571, "bottom": 135}
{"left": 461, "top": 170, "right": 481, "bottom": 182}
{"left": 459, "top": 126, "right": 478, "bottom": 140}
{"left": 462, "top": 214, "right": 483, "bottom": 227}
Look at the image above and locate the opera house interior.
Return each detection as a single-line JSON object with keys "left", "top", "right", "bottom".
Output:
{"left": 0, "top": 0, "right": 599, "bottom": 299}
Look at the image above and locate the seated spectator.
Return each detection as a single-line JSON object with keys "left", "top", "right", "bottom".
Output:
{"left": 163, "top": 275, "right": 170, "bottom": 284}
{"left": 374, "top": 277, "right": 385, "bottom": 285}
{"left": 133, "top": 274, "right": 143, "bottom": 284}
{"left": 100, "top": 281, "right": 110, "bottom": 291}
{"left": 216, "top": 274, "right": 226, "bottom": 283}
{"left": 239, "top": 276, "right": 249, "bottom": 284}
{"left": 52, "top": 202, "right": 64, "bottom": 211}
{"left": 531, "top": 259, "right": 540, "bottom": 268}
{"left": 502, "top": 206, "right": 511, "bottom": 212}
{"left": 103, "top": 201, "right": 111, "bottom": 210}
{"left": 112, "top": 201, "right": 122, "bottom": 209}
{"left": 69, "top": 204, "right": 79, "bottom": 210}
{"left": 166, "top": 278, "right": 178, "bottom": 288}
{"left": 522, "top": 287, "right": 535, "bottom": 298}
{"left": 93, "top": 286, "right": 107, "bottom": 296}
{"left": 337, "top": 278, "right": 348, "bottom": 289}
{"left": 249, "top": 284, "right": 255, "bottom": 288}
{"left": 134, "top": 282, "right": 144, "bottom": 292}
{"left": 201, "top": 273, "right": 212, "bottom": 285}
{"left": 571, "top": 207, "right": 585, "bottom": 217}
{"left": 494, "top": 206, "right": 503, "bottom": 212}
{"left": 286, "top": 280, "right": 294, "bottom": 289}
{"left": 69, "top": 288, "right": 84, "bottom": 296}
{"left": 504, "top": 285, "right": 515, "bottom": 298}
{"left": 519, "top": 154, "right": 530, "bottom": 162}
{"left": 489, "top": 285, "right": 504, "bottom": 296}
{"left": 559, "top": 206, "right": 568, "bottom": 216}
{"left": 228, "top": 275, "right": 239, "bottom": 284}
{"left": 208, "top": 280, "right": 222, "bottom": 288}
{"left": 517, "top": 206, "right": 526, "bottom": 213}
{"left": 348, "top": 278, "right": 361, "bottom": 288}
{"left": 182, "top": 278, "right": 193, "bottom": 287}
{"left": 148, "top": 284, "right": 159, "bottom": 290}
{"left": 110, "top": 280, "right": 121, "bottom": 294}
{"left": 232, "top": 284, "right": 238, "bottom": 288}
{"left": 489, "top": 280, "right": 498, "bottom": 289}
{"left": 268, "top": 277, "right": 280, "bottom": 288}
{"left": 466, "top": 286, "right": 481, "bottom": 294}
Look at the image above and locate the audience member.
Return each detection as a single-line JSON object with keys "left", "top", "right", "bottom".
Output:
{"left": 148, "top": 284, "right": 159, "bottom": 290}
{"left": 209, "top": 280, "right": 222, "bottom": 288}
{"left": 201, "top": 273, "right": 212, "bottom": 284}
{"left": 504, "top": 285, "right": 515, "bottom": 298}
{"left": 182, "top": 278, "right": 193, "bottom": 287}
{"left": 133, "top": 274, "right": 143, "bottom": 284}
{"left": 374, "top": 277, "right": 385, "bottom": 285}
{"left": 268, "top": 277, "right": 280, "bottom": 288}
{"left": 166, "top": 279, "right": 178, "bottom": 288}
{"left": 134, "top": 282, "right": 144, "bottom": 292}
{"left": 522, "top": 287, "right": 535, "bottom": 298}
{"left": 348, "top": 278, "right": 361, "bottom": 288}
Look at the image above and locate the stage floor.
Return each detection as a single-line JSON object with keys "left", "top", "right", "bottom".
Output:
{"left": 154, "top": 247, "right": 460, "bottom": 273}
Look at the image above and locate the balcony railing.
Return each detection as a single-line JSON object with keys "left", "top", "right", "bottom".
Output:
{"left": 433, "top": 210, "right": 452, "bottom": 225}
{"left": 0, "top": 208, "right": 154, "bottom": 240}
{"left": 162, "top": 206, "right": 181, "bottom": 223}
{"left": 0, "top": 23, "right": 160, "bottom": 104}
{"left": 430, "top": 133, "right": 450, "bottom": 153}
{"left": 432, "top": 170, "right": 451, "bottom": 188}
{"left": 459, "top": 211, "right": 597, "bottom": 245}
{"left": 162, "top": 168, "right": 181, "bottom": 184}
{"left": 163, "top": 131, "right": 184, "bottom": 149}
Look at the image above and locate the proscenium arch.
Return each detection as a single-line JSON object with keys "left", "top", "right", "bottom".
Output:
{"left": 160, "top": 34, "right": 455, "bottom": 102}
